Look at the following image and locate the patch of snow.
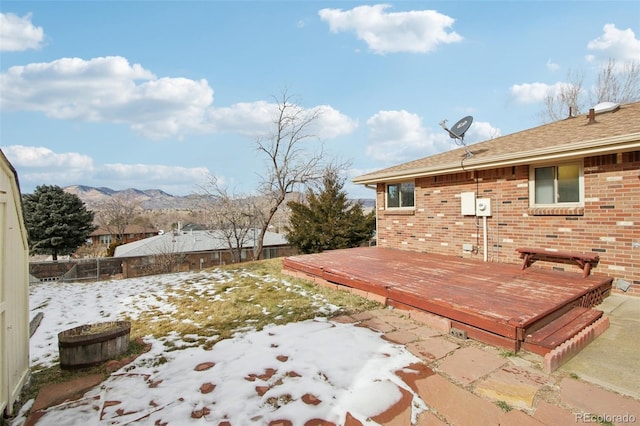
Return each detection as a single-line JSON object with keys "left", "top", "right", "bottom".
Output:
{"left": 17, "top": 269, "right": 427, "bottom": 425}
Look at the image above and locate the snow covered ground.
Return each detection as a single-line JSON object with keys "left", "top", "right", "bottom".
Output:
{"left": 14, "top": 269, "right": 427, "bottom": 425}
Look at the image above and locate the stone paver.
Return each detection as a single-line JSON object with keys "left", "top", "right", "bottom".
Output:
{"left": 415, "top": 411, "right": 448, "bottom": 426}
{"left": 370, "top": 384, "right": 414, "bottom": 426}
{"left": 350, "top": 311, "right": 374, "bottom": 321}
{"left": 372, "top": 312, "right": 419, "bottom": 331}
{"left": 30, "top": 374, "right": 104, "bottom": 412}
{"left": 331, "top": 314, "right": 357, "bottom": 324}
{"left": 475, "top": 364, "right": 554, "bottom": 409}
{"left": 410, "top": 325, "right": 442, "bottom": 339}
{"left": 499, "top": 408, "right": 545, "bottom": 425}
{"left": 383, "top": 329, "right": 421, "bottom": 345}
{"left": 394, "top": 362, "right": 436, "bottom": 394}
{"left": 360, "top": 317, "right": 396, "bottom": 333}
{"left": 407, "top": 310, "right": 451, "bottom": 333}
{"left": 406, "top": 337, "right": 459, "bottom": 362}
{"left": 560, "top": 377, "right": 640, "bottom": 422}
{"left": 437, "top": 346, "right": 507, "bottom": 386}
{"left": 533, "top": 401, "right": 578, "bottom": 426}
{"left": 415, "top": 373, "right": 506, "bottom": 425}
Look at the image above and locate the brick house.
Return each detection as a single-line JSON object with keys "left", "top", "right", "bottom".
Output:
{"left": 353, "top": 101, "right": 640, "bottom": 296}
{"left": 88, "top": 224, "right": 159, "bottom": 246}
{"left": 114, "top": 229, "right": 297, "bottom": 278}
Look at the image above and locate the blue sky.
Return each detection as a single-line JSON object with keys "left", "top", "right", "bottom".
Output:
{"left": 1, "top": 1, "right": 638, "bottom": 198}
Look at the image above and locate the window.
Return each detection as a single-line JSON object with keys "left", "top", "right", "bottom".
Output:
{"left": 530, "top": 162, "right": 583, "bottom": 206}
{"left": 386, "top": 182, "right": 415, "bottom": 208}
{"left": 99, "top": 235, "right": 112, "bottom": 245}
{"left": 263, "top": 247, "right": 278, "bottom": 259}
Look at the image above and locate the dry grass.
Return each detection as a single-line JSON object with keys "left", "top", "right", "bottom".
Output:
{"left": 125, "top": 258, "right": 380, "bottom": 349}
{"left": 16, "top": 258, "right": 378, "bottom": 418}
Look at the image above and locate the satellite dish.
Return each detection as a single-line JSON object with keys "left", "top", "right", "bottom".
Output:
{"left": 450, "top": 116, "right": 473, "bottom": 139}
{"left": 439, "top": 115, "right": 474, "bottom": 157}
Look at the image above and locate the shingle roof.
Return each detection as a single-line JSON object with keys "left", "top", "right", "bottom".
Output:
{"left": 113, "top": 229, "right": 289, "bottom": 258}
{"left": 353, "top": 101, "right": 640, "bottom": 184}
{"left": 90, "top": 224, "right": 158, "bottom": 237}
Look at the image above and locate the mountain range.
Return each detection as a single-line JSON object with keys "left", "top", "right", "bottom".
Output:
{"left": 63, "top": 185, "right": 205, "bottom": 210}
{"left": 64, "top": 185, "right": 375, "bottom": 211}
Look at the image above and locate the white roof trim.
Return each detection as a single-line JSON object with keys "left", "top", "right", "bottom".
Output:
{"left": 353, "top": 133, "right": 640, "bottom": 184}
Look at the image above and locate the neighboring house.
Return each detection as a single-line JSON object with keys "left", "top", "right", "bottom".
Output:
{"left": 353, "top": 101, "right": 640, "bottom": 296}
{"left": 0, "top": 150, "right": 29, "bottom": 416}
{"left": 113, "top": 229, "right": 296, "bottom": 278}
{"left": 88, "top": 224, "right": 159, "bottom": 246}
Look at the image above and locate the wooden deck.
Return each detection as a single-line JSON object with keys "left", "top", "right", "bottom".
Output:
{"left": 282, "top": 246, "right": 613, "bottom": 353}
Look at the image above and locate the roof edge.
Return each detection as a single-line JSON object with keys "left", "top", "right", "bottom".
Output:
{"left": 353, "top": 133, "right": 640, "bottom": 184}
{"left": 0, "top": 149, "right": 29, "bottom": 249}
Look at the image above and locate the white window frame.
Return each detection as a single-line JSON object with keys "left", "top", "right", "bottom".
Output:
{"left": 529, "top": 161, "right": 584, "bottom": 207}
{"left": 385, "top": 181, "right": 415, "bottom": 209}
{"left": 99, "top": 235, "right": 112, "bottom": 245}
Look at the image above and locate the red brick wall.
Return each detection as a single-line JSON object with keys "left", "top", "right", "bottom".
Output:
{"left": 375, "top": 151, "right": 640, "bottom": 296}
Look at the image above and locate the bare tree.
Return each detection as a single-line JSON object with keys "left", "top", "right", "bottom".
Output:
{"left": 253, "top": 90, "right": 325, "bottom": 259}
{"left": 139, "top": 239, "right": 188, "bottom": 276}
{"left": 539, "top": 59, "right": 640, "bottom": 123}
{"left": 540, "top": 70, "right": 585, "bottom": 122}
{"left": 199, "top": 176, "right": 256, "bottom": 263}
{"left": 591, "top": 59, "right": 640, "bottom": 105}
{"left": 94, "top": 193, "right": 142, "bottom": 243}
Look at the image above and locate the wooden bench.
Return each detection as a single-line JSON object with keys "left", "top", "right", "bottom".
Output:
{"left": 516, "top": 247, "right": 599, "bottom": 278}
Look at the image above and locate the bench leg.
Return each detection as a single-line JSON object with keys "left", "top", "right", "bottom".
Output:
{"left": 574, "top": 258, "right": 591, "bottom": 278}
{"left": 583, "top": 262, "right": 591, "bottom": 278}
{"left": 521, "top": 254, "right": 531, "bottom": 270}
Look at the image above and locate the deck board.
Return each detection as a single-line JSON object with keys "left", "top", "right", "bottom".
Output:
{"left": 283, "top": 246, "right": 612, "bottom": 351}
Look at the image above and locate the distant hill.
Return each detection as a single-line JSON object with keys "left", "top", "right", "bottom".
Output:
{"left": 63, "top": 185, "right": 202, "bottom": 210}
{"left": 64, "top": 185, "right": 375, "bottom": 211}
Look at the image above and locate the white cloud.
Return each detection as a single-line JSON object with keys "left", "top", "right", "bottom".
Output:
{"left": 318, "top": 4, "right": 462, "bottom": 54}
{"left": 0, "top": 56, "right": 214, "bottom": 139}
{"left": 1, "top": 145, "right": 211, "bottom": 195}
{"left": 208, "top": 101, "right": 277, "bottom": 136}
{"left": 0, "top": 56, "right": 358, "bottom": 142}
{"left": 312, "top": 105, "right": 359, "bottom": 139}
{"left": 364, "top": 110, "right": 500, "bottom": 164}
{"left": 511, "top": 25, "right": 639, "bottom": 107}
{"left": 465, "top": 121, "right": 501, "bottom": 142}
{"left": 1, "top": 145, "right": 95, "bottom": 187}
{"left": 586, "top": 24, "right": 640, "bottom": 64}
{"left": 365, "top": 110, "right": 440, "bottom": 162}
{"left": 509, "top": 81, "right": 575, "bottom": 104}
{"left": 0, "top": 12, "right": 44, "bottom": 51}
{"left": 99, "top": 163, "right": 210, "bottom": 188}
{"left": 2, "top": 145, "right": 93, "bottom": 169}
{"left": 209, "top": 101, "right": 358, "bottom": 140}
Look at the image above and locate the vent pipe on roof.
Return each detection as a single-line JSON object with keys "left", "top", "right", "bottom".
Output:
{"left": 587, "top": 108, "right": 597, "bottom": 125}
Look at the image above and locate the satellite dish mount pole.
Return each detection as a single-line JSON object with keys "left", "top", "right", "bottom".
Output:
{"left": 439, "top": 115, "right": 474, "bottom": 158}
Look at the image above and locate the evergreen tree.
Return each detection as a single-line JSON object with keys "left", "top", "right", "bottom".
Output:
{"left": 285, "top": 168, "right": 375, "bottom": 254}
{"left": 23, "top": 185, "right": 96, "bottom": 260}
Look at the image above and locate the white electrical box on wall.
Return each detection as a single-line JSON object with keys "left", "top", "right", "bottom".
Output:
{"left": 476, "top": 198, "right": 492, "bottom": 217}
{"left": 460, "top": 192, "right": 476, "bottom": 215}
